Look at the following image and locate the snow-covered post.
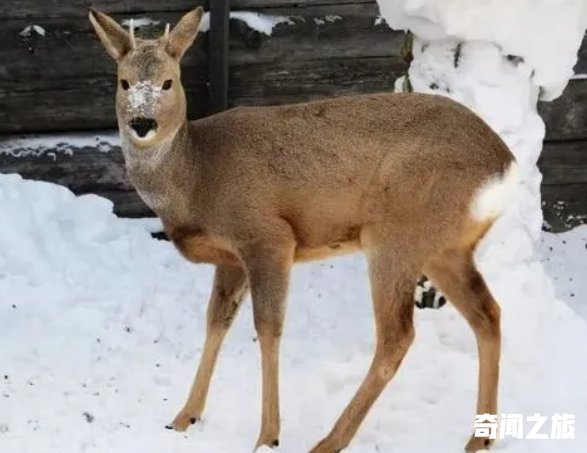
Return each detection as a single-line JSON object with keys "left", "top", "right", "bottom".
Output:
{"left": 375, "top": 1, "right": 587, "bottom": 298}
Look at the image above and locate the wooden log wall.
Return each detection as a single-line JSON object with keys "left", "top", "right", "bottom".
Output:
{"left": 0, "top": 0, "right": 586, "bottom": 232}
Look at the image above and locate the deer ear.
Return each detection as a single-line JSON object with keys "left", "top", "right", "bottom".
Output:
{"left": 89, "top": 8, "right": 135, "bottom": 61}
{"left": 166, "top": 7, "right": 204, "bottom": 60}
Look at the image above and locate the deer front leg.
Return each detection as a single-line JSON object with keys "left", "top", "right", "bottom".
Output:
{"left": 242, "top": 240, "right": 295, "bottom": 451}
{"left": 169, "top": 265, "right": 248, "bottom": 431}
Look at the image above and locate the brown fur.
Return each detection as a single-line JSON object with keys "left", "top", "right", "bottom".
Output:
{"left": 90, "top": 7, "right": 517, "bottom": 453}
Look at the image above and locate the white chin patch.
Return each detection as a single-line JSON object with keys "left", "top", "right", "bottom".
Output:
{"left": 130, "top": 128, "right": 157, "bottom": 142}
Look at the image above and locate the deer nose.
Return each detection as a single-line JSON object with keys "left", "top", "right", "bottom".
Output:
{"left": 129, "top": 117, "right": 158, "bottom": 138}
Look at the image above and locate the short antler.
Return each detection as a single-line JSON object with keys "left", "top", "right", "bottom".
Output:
{"left": 129, "top": 18, "right": 137, "bottom": 49}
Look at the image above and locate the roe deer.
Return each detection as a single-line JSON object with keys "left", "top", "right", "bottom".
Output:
{"left": 90, "top": 7, "right": 519, "bottom": 453}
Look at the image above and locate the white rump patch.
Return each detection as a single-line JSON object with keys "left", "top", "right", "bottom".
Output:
{"left": 470, "top": 161, "right": 520, "bottom": 221}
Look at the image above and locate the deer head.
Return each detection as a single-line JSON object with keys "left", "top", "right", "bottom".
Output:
{"left": 89, "top": 7, "right": 204, "bottom": 148}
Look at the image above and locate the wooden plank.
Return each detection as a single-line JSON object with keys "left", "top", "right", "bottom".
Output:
{"left": 0, "top": 13, "right": 209, "bottom": 134}
{"left": 0, "top": 0, "right": 206, "bottom": 19}
{"left": 233, "top": 0, "right": 374, "bottom": 7}
{"left": 229, "top": 57, "right": 404, "bottom": 107}
{"left": 541, "top": 184, "right": 587, "bottom": 233}
{"left": 228, "top": 3, "right": 403, "bottom": 65}
{"left": 0, "top": 78, "right": 208, "bottom": 135}
{"left": 539, "top": 79, "right": 587, "bottom": 141}
{"left": 539, "top": 141, "right": 587, "bottom": 232}
{"left": 209, "top": 0, "right": 230, "bottom": 114}
{"left": 0, "top": 0, "right": 372, "bottom": 19}
{"left": 227, "top": 2, "right": 405, "bottom": 105}
{"left": 539, "top": 141, "right": 587, "bottom": 185}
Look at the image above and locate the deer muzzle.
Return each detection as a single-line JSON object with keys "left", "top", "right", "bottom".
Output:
{"left": 129, "top": 117, "right": 158, "bottom": 139}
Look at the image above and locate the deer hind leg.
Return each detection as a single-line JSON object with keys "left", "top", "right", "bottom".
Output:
{"left": 424, "top": 241, "right": 501, "bottom": 453}
{"left": 310, "top": 230, "right": 418, "bottom": 453}
{"left": 170, "top": 265, "right": 248, "bottom": 431}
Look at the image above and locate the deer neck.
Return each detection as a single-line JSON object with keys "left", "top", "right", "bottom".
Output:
{"left": 120, "top": 121, "right": 199, "bottom": 220}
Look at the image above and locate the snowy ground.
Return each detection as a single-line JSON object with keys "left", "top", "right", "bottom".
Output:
{"left": 0, "top": 174, "right": 586, "bottom": 453}
{"left": 541, "top": 226, "right": 587, "bottom": 322}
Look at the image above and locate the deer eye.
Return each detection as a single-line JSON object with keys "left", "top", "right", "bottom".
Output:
{"left": 162, "top": 79, "right": 173, "bottom": 90}
{"left": 120, "top": 79, "right": 130, "bottom": 90}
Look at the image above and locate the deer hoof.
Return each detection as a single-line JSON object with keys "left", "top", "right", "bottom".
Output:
{"left": 168, "top": 410, "right": 200, "bottom": 432}
{"left": 465, "top": 435, "right": 494, "bottom": 452}
{"left": 254, "top": 436, "right": 280, "bottom": 451}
